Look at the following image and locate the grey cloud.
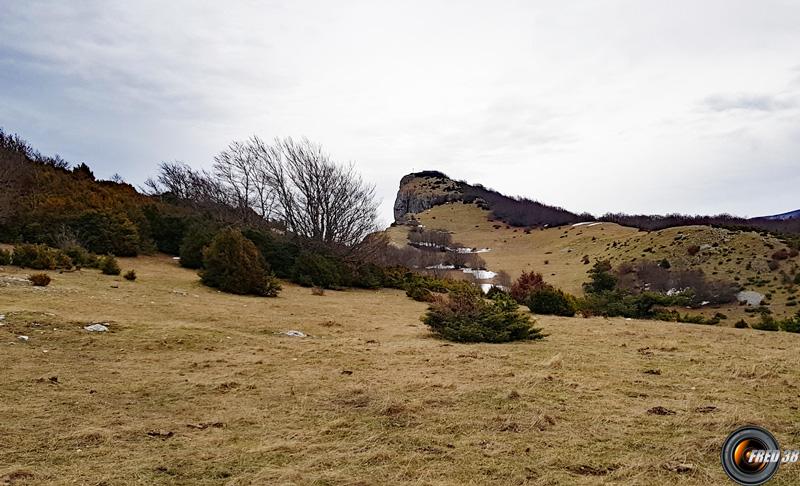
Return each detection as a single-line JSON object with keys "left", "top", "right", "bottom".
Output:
{"left": 702, "top": 93, "right": 795, "bottom": 112}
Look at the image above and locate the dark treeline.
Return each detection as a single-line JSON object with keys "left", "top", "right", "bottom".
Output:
{"left": 463, "top": 184, "right": 589, "bottom": 227}
{"left": 600, "top": 213, "right": 800, "bottom": 239}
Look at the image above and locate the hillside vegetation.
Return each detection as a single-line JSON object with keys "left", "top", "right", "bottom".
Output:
{"left": 388, "top": 202, "right": 800, "bottom": 321}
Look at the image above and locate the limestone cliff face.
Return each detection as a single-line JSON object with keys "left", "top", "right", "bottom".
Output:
{"left": 393, "top": 171, "right": 464, "bottom": 223}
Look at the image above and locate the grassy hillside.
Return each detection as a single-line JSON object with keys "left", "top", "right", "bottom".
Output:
{"left": 2, "top": 256, "right": 800, "bottom": 484}
{"left": 388, "top": 202, "right": 800, "bottom": 321}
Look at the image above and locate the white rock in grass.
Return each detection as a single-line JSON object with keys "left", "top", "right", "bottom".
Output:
{"left": 285, "top": 330, "right": 306, "bottom": 337}
{"left": 17, "top": 335, "right": 29, "bottom": 342}
{"left": 84, "top": 323, "right": 109, "bottom": 332}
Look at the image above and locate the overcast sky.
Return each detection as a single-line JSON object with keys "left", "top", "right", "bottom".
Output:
{"left": 2, "top": 0, "right": 799, "bottom": 224}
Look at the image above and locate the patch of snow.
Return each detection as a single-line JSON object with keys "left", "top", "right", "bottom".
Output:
{"left": 425, "top": 264, "right": 456, "bottom": 270}
{"left": 700, "top": 301, "right": 710, "bottom": 306}
{"left": 285, "top": 330, "right": 306, "bottom": 337}
{"left": 737, "top": 290, "right": 764, "bottom": 306}
{"left": 446, "top": 246, "right": 492, "bottom": 254}
{"left": 462, "top": 268, "right": 497, "bottom": 280}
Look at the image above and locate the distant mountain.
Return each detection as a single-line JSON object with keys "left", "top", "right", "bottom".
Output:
{"left": 762, "top": 209, "right": 800, "bottom": 221}
{"left": 393, "top": 171, "right": 588, "bottom": 227}
{"left": 394, "top": 171, "right": 800, "bottom": 235}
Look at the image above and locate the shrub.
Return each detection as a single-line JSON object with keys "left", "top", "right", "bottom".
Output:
{"left": 123, "top": 270, "right": 137, "bottom": 281}
{"left": 677, "top": 313, "right": 710, "bottom": 324}
{"left": 241, "top": 228, "right": 299, "bottom": 278}
{"left": 422, "top": 291, "right": 545, "bottom": 343}
{"left": 687, "top": 245, "right": 701, "bottom": 256}
{"left": 351, "top": 263, "right": 385, "bottom": 289}
{"left": 582, "top": 260, "right": 617, "bottom": 294}
{"left": 780, "top": 313, "right": 800, "bottom": 333}
{"left": 291, "top": 251, "right": 348, "bottom": 289}
{"left": 98, "top": 255, "right": 121, "bottom": 275}
{"left": 29, "top": 273, "right": 51, "bottom": 286}
{"left": 179, "top": 223, "right": 218, "bottom": 269}
{"left": 485, "top": 285, "right": 509, "bottom": 300}
{"left": 62, "top": 244, "right": 97, "bottom": 268}
{"left": 70, "top": 209, "right": 141, "bottom": 256}
{"left": 580, "top": 290, "right": 688, "bottom": 319}
{"left": 407, "top": 285, "right": 435, "bottom": 302}
{"left": 12, "top": 244, "right": 71, "bottom": 270}
{"left": 526, "top": 287, "right": 577, "bottom": 317}
{"left": 510, "top": 271, "right": 547, "bottom": 303}
{"left": 734, "top": 319, "right": 749, "bottom": 329}
{"left": 0, "top": 248, "right": 10, "bottom": 265}
{"left": 752, "top": 314, "right": 779, "bottom": 332}
{"left": 658, "top": 258, "right": 671, "bottom": 269}
{"left": 795, "top": 273, "right": 800, "bottom": 285}
{"left": 768, "top": 260, "right": 780, "bottom": 271}
{"left": 200, "top": 228, "right": 281, "bottom": 296}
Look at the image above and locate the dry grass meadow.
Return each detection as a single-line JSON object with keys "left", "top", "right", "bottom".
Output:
{"left": 388, "top": 202, "right": 800, "bottom": 321}
{"left": 2, "top": 255, "right": 800, "bottom": 485}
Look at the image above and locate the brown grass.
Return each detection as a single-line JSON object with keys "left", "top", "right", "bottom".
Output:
{"left": 1, "top": 255, "right": 800, "bottom": 484}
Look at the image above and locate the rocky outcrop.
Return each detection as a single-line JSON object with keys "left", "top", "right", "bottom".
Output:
{"left": 393, "top": 172, "right": 464, "bottom": 223}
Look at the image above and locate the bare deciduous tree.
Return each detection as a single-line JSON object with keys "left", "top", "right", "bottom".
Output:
{"left": 144, "top": 136, "right": 378, "bottom": 247}
{"left": 256, "top": 137, "right": 378, "bottom": 247}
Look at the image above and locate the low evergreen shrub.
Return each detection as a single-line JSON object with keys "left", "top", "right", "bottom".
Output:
{"left": 422, "top": 291, "right": 545, "bottom": 343}
{"left": 98, "top": 255, "right": 121, "bottom": 275}
{"left": 526, "top": 287, "right": 577, "bottom": 317}
{"left": 200, "top": 228, "right": 281, "bottom": 297}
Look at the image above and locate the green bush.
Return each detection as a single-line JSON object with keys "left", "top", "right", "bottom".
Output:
{"left": 123, "top": 269, "right": 137, "bottom": 281}
{"left": 179, "top": 223, "right": 218, "bottom": 269}
{"left": 71, "top": 210, "right": 141, "bottom": 256}
{"left": 29, "top": 273, "right": 51, "bottom": 286}
{"left": 795, "top": 273, "right": 800, "bottom": 285}
{"left": 779, "top": 313, "right": 800, "bottom": 333}
{"left": 485, "top": 285, "right": 509, "bottom": 300}
{"left": 12, "top": 244, "right": 72, "bottom": 270}
{"left": 291, "top": 251, "right": 348, "bottom": 289}
{"left": 734, "top": 319, "right": 749, "bottom": 329}
{"left": 752, "top": 314, "right": 779, "bottom": 332}
{"left": 526, "top": 287, "right": 577, "bottom": 317}
{"left": 582, "top": 260, "right": 617, "bottom": 294}
{"left": 0, "top": 248, "right": 10, "bottom": 265}
{"left": 579, "top": 290, "right": 687, "bottom": 319}
{"left": 406, "top": 285, "right": 436, "bottom": 302}
{"left": 241, "top": 228, "right": 299, "bottom": 279}
{"left": 422, "top": 291, "right": 545, "bottom": 343}
{"left": 98, "top": 255, "right": 121, "bottom": 275}
{"left": 351, "top": 263, "right": 385, "bottom": 289}
{"left": 62, "top": 244, "right": 97, "bottom": 268}
{"left": 200, "top": 228, "right": 281, "bottom": 297}
{"left": 142, "top": 206, "right": 190, "bottom": 255}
